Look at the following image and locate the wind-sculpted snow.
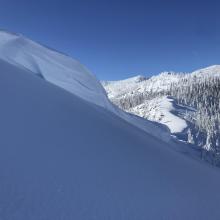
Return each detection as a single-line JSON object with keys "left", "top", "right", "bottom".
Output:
{"left": 1, "top": 58, "right": 220, "bottom": 219}
{"left": 0, "top": 30, "right": 112, "bottom": 110}
{"left": 0, "top": 30, "right": 170, "bottom": 142}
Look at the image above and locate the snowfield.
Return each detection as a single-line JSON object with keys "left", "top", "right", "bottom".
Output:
{"left": 131, "top": 96, "right": 188, "bottom": 133}
{"left": 1, "top": 31, "right": 220, "bottom": 219}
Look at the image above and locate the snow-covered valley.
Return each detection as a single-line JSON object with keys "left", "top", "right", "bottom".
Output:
{"left": 1, "top": 30, "right": 220, "bottom": 219}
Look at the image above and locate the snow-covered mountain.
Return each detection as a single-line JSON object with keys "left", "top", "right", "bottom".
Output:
{"left": 102, "top": 65, "right": 220, "bottom": 133}
{"left": 102, "top": 72, "right": 183, "bottom": 99}
{"left": 102, "top": 72, "right": 187, "bottom": 133}
{"left": 102, "top": 72, "right": 186, "bottom": 134}
{"left": 102, "top": 66, "right": 220, "bottom": 162}
{"left": 1, "top": 30, "right": 220, "bottom": 219}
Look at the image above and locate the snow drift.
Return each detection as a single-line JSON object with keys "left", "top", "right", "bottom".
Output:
{"left": 0, "top": 30, "right": 170, "bottom": 142}
{"left": 0, "top": 30, "right": 111, "bottom": 109}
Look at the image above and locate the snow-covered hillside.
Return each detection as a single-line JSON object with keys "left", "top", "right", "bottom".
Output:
{"left": 102, "top": 65, "right": 220, "bottom": 163}
{"left": 191, "top": 65, "right": 220, "bottom": 78}
{"left": 0, "top": 30, "right": 170, "bottom": 142}
{"left": 102, "top": 66, "right": 220, "bottom": 134}
{"left": 1, "top": 33, "right": 220, "bottom": 219}
{"left": 102, "top": 72, "right": 187, "bottom": 134}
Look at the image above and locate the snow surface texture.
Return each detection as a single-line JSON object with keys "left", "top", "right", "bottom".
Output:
{"left": 0, "top": 30, "right": 170, "bottom": 142}
{"left": 1, "top": 49, "right": 220, "bottom": 220}
{"left": 102, "top": 66, "right": 220, "bottom": 135}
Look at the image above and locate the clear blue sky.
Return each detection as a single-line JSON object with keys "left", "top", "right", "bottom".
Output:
{"left": 0, "top": 0, "right": 219, "bottom": 80}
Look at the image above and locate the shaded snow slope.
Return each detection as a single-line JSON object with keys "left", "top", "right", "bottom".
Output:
{"left": 1, "top": 59, "right": 220, "bottom": 219}
{"left": 0, "top": 30, "right": 170, "bottom": 142}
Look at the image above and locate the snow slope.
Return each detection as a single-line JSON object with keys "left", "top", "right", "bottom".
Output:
{"left": 1, "top": 53, "right": 220, "bottom": 219}
{"left": 0, "top": 30, "right": 170, "bottom": 142}
{"left": 130, "top": 96, "right": 188, "bottom": 133}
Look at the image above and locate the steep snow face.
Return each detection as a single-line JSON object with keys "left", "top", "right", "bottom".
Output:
{"left": 1, "top": 58, "right": 220, "bottom": 219}
{"left": 0, "top": 30, "right": 170, "bottom": 142}
{"left": 0, "top": 30, "right": 112, "bottom": 110}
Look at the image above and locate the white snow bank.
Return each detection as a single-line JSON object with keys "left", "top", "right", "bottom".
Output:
{"left": 0, "top": 30, "right": 112, "bottom": 110}
{"left": 0, "top": 30, "right": 170, "bottom": 142}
